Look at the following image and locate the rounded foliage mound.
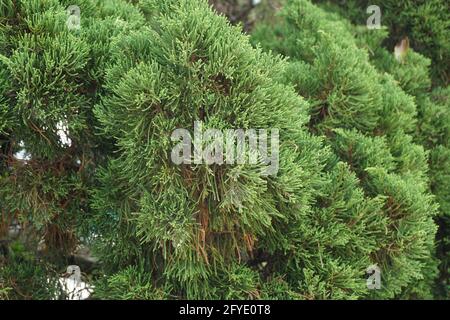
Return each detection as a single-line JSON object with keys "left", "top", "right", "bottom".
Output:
{"left": 252, "top": 0, "right": 439, "bottom": 299}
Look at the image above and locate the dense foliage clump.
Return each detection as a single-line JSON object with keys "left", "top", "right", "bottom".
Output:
{"left": 315, "top": 0, "right": 449, "bottom": 85}
{"left": 252, "top": 0, "right": 439, "bottom": 299}
{"left": 0, "top": 0, "right": 447, "bottom": 300}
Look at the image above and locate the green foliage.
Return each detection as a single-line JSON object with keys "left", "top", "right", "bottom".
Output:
{"left": 0, "top": 0, "right": 446, "bottom": 300}
{"left": 252, "top": 0, "right": 439, "bottom": 299}
{"left": 0, "top": 287, "right": 12, "bottom": 299}
{"left": 315, "top": 0, "right": 450, "bottom": 85}
{"left": 424, "top": 89, "right": 450, "bottom": 297}
{"left": 275, "top": 161, "right": 387, "bottom": 299}
{"left": 348, "top": 20, "right": 450, "bottom": 298}
{"left": 0, "top": 0, "right": 142, "bottom": 298}
{"left": 90, "top": 0, "right": 334, "bottom": 299}
{"left": 0, "top": 241, "right": 62, "bottom": 300}
{"left": 93, "top": 266, "right": 168, "bottom": 300}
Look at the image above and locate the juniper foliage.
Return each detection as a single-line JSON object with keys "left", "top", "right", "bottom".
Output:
{"left": 0, "top": 0, "right": 142, "bottom": 298}
{"left": 315, "top": 0, "right": 450, "bottom": 85}
{"left": 0, "top": 0, "right": 446, "bottom": 300}
{"left": 252, "top": 0, "right": 439, "bottom": 299}
{"left": 349, "top": 24, "right": 450, "bottom": 298}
